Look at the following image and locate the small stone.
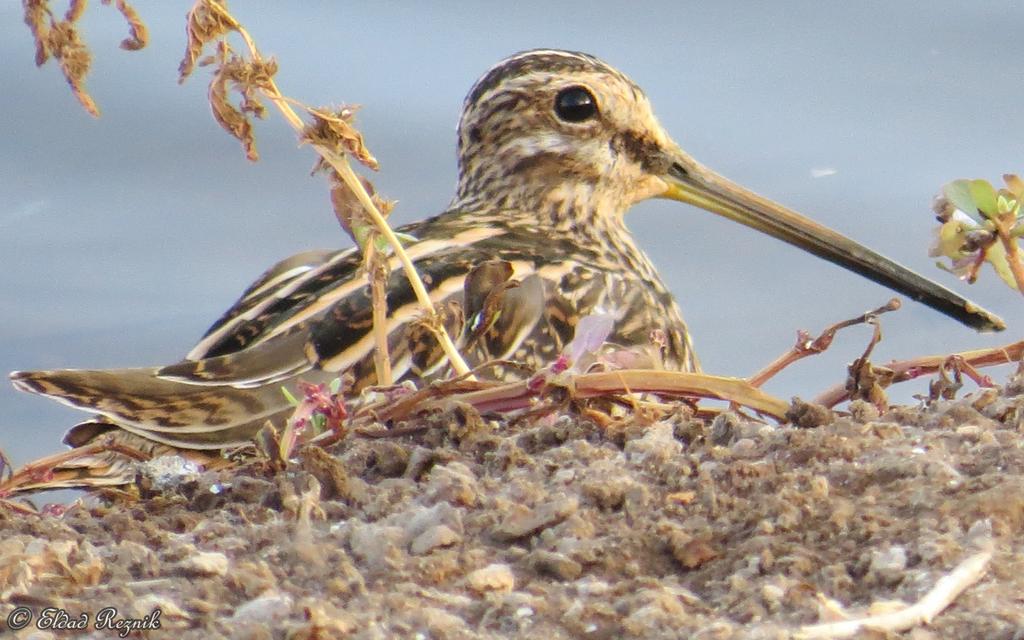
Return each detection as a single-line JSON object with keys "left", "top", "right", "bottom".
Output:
{"left": 410, "top": 525, "right": 461, "bottom": 555}
{"left": 666, "top": 491, "right": 696, "bottom": 506}
{"left": 130, "top": 594, "right": 190, "bottom": 622}
{"left": 405, "top": 501, "right": 462, "bottom": 534}
{"left": 494, "top": 496, "right": 578, "bottom": 540}
{"left": 230, "top": 590, "right": 294, "bottom": 625}
{"left": 348, "top": 523, "right": 406, "bottom": 570}
{"left": 848, "top": 399, "right": 880, "bottom": 422}
{"left": 710, "top": 412, "right": 740, "bottom": 445}
{"left": 868, "top": 545, "right": 908, "bottom": 584}
{"left": 410, "top": 606, "right": 469, "bottom": 635}
{"left": 668, "top": 532, "right": 718, "bottom": 569}
{"left": 529, "top": 549, "right": 582, "bottom": 581}
{"left": 467, "top": 563, "right": 515, "bottom": 593}
{"left": 179, "top": 551, "right": 229, "bottom": 576}
{"left": 786, "top": 398, "right": 834, "bottom": 429}
{"left": 731, "top": 438, "right": 757, "bottom": 457}
{"left": 574, "top": 576, "right": 610, "bottom": 596}
{"left": 956, "top": 424, "right": 983, "bottom": 441}
{"left": 625, "top": 422, "right": 682, "bottom": 467}
{"left": 761, "top": 583, "right": 785, "bottom": 611}
{"left": 424, "top": 462, "right": 479, "bottom": 506}
{"left": 138, "top": 455, "right": 202, "bottom": 490}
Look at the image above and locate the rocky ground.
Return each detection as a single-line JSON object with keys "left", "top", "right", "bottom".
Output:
{"left": 3, "top": 371, "right": 1024, "bottom": 639}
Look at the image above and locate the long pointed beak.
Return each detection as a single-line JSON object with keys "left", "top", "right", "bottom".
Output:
{"left": 660, "top": 153, "right": 1005, "bottom": 332}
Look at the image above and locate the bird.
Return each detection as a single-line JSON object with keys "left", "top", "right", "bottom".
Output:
{"left": 7, "top": 49, "right": 1003, "bottom": 490}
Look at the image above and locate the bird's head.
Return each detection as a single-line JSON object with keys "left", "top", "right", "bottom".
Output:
{"left": 455, "top": 49, "right": 676, "bottom": 223}
{"left": 451, "top": 49, "right": 1002, "bottom": 332}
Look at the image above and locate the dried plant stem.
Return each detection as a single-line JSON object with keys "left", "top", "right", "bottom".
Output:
{"left": 372, "top": 370, "right": 790, "bottom": 420}
{"left": 996, "top": 221, "right": 1024, "bottom": 294}
{"left": 796, "top": 545, "right": 992, "bottom": 638}
{"left": 203, "top": 2, "right": 470, "bottom": 378}
{"left": 814, "top": 338, "right": 1024, "bottom": 407}
{"left": 367, "top": 247, "right": 393, "bottom": 385}
{"left": 748, "top": 298, "right": 901, "bottom": 388}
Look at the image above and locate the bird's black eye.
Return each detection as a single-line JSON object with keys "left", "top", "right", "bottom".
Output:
{"left": 554, "top": 86, "right": 598, "bottom": 123}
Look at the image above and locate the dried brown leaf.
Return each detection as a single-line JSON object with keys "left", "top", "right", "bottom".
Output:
{"left": 329, "top": 172, "right": 394, "bottom": 246}
{"left": 179, "top": 0, "right": 237, "bottom": 82}
{"left": 221, "top": 55, "right": 276, "bottom": 118}
{"left": 23, "top": 0, "right": 51, "bottom": 66}
{"left": 408, "top": 299, "right": 465, "bottom": 376}
{"left": 24, "top": 0, "right": 146, "bottom": 117}
{"left": 329, "top": 172, "right": 369, "bottom": 243}
{"left": 203, "top": 43, "right": 280, "bottom": 162}
{"left": 65, "top": 0, "right": 87, "bottom": 22}
{"left": 304, "top": 105, "right": 379, "bottom": 170}
{"left": 209, "top": 58, "right": 258, "bottom": 161}
{"left": 101, "top": 0, "right": 148, "bottom": 50}
{"left": 48, "top": 20, "right": 99, "bottom": 116}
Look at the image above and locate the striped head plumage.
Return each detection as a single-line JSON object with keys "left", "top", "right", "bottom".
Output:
{"left": 8, "top": 49, "right": 1002, "bottom": 485}
{"left": 453, "top": 50, "right": 675, "bottom": 228}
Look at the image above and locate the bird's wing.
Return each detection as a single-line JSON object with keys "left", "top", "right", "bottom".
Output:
{"left": 187, "top": 247, "right": 357, "bottom": 360}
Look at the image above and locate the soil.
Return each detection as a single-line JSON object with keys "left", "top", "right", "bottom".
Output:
{"left": 3, "top": 373, "right": 1024, "bottom": 639}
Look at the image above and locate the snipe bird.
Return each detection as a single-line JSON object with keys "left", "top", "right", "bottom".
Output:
{"left": 11, "top": 50, "right": 1003, "bottom": 466}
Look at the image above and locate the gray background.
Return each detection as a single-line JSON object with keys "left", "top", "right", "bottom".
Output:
{"left": 2, "top": 2, "right": 1022, "bottom": 470}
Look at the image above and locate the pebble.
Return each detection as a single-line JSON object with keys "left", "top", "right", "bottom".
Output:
{"left": 467, "top": 563, "right": 515, "bottom": 593}
{"left": 424, "top": 461, "right": 479, "bottom": 506}
{"left": 494, "top": 495, "right": 578, "bottom": 540}
{"left": 410, "top": 525, "right": 461, "bottom": 555}
{"left": 348, "top": 523, "right": 406, "bottom": 570}
{"left": 624, "top": 422, "right": 682, "bottom": 467}
{"left": 529, "top": 549, "right": 582, "bottom": 581}
{"left": 230, "top": 590, "right": 294, "bottom": 625}
{"left": 179, "top": 550, "right": 229, "bottom": 576}
{"left": 868, "top": 545, "right": 908, "bottom": 583}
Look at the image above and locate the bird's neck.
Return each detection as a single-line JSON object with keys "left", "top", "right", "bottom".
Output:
{"left": 452, "top": 179, "right": 632, "bottom": 240}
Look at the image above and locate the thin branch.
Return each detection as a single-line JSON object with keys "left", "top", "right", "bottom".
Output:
{"left": 362, "top": 369, "right": 790, "bottom": 421}
{"left": 814, "top": 338, "right": 1024, "bottom": 407}
{"left": 748, "top": 298, "right": 901, "bottom": 388}
{"left": 368, "top": 246, "right": 393, "bottom": 385}
{"left": 996, "top": 220, "right": 1024, "bottom": 293}
{"left": 796, "top": 545, "right": 992, "bottom": 638}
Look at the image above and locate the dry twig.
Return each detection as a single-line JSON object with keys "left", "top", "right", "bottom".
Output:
{"left": 796, "top": 526, "right": 994, "bottom": 638}
{"left": 748, "top": 298, "right": 901, "bottom": 388}
{"left": 814, "top": 338, "right": 1024, "bottom": 408}
{"left": 353, "top": 369, "right": 789, "bottom": 427}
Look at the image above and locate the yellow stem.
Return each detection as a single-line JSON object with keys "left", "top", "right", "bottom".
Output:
{"left": 368, "top": 246, "right": 393, "bottom": 385}
{"left": 997, "top": 216, "right": 1024, "bottom": 294}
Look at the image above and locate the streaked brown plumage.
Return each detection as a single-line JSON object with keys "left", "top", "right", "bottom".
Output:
{"left": 8, "top": 49, "right": 1001, "bottom": 490}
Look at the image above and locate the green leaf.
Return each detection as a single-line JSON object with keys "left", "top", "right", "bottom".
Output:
{"left": 943, "top": 180, "right": 982, "bottom": 222}
{"left": 372, "top": 234, "right": 392, "bottom": 254}
{"left": 969, "top": 179, "right": 999, "bottom": 218}
{"left": 281, "top": 386, "right": 299, "bottom": 406}
{"left": 997, "top": 192, "right": 1019, "bottom": 216}
{"left": 310, "top": 413, "right": 326, "bottom": 432}
{"left": 352, "top": 225, "right": 372, "bottom": 250}
{"left": 329, "top": 377, "right": 342, "bottom": 394}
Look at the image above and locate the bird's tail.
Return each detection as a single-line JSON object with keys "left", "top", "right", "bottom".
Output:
{"left": 10, "top": 363, "right": 321, "bottom": 451}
